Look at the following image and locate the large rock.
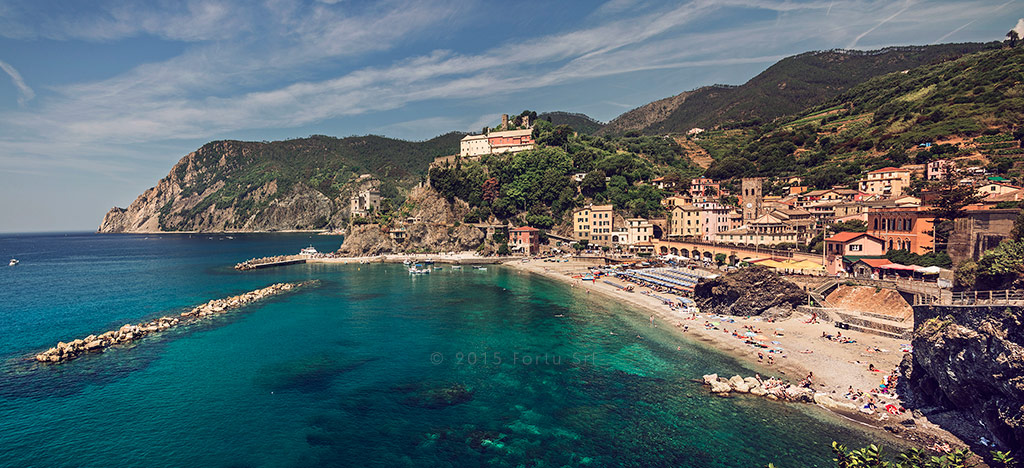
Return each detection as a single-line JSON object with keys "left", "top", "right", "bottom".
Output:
{"left": 728, "top": 375, "right": 750, "bottom": 393}
{"left": 693, "top": 266, "right": 805, "bottom": 317}
{"left": 902, "top": 305, "right": 1024, "bottom": 450}
{"left": 709, "top": 379, "right": 732, "bottom": 394}
{"left": 814, "top": 393, "right": 860, "bottom": 412}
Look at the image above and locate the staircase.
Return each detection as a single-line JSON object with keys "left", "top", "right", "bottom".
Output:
{"left": 808, "top": 280, "right": 838, "bottom": 308}
{"left": 835, "top": 311, "right": 913, "bottom": 340}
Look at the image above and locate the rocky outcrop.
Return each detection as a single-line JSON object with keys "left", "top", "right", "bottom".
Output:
{"left": 98, "top": 134, "right": 462, "bottom": 233}
{"left": 338, "top": 187, "right": 484, "bottom": 256}
{"left": 692, "top": 266, "right": 805, "bottom": 317}
{"left": 900, "top": 305, "right": 1024, "bottom": 450}
{"left": 34, "top": 281, "right": 317, "bottom": 363}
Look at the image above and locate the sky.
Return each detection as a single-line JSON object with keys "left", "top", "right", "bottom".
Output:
{"left": 0, "top": 0, "right": 1021, "bottom": 232}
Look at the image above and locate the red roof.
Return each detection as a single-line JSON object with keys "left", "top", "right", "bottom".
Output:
{"left": 856, "top": 258, "right": 891, "bottom": 268}
{"left": 825, "top": 232, "right": 877, "bottom": 243}
{"left": 868, "top": 167, "right": 909, "bottom": 174}
{"left": 510, "top": 226, "right": 540, "bottom": 232}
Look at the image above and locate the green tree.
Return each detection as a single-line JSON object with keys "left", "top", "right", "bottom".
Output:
{"left": 928, "top": 168, "right": 984, "bottom": 251}
{"left": 1008, "top": 30, "right": 1020, "bottom": 47}
{"left": 715, "top": 253, "right": 727, "bottom": 264}
{"left": 580, "top": 170, "right": 607, "bottom": 197}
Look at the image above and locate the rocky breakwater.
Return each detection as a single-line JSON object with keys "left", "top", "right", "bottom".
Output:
{"left": 34, "top": 281, "right": 317, "bottom": 363}
{"left": 692, "top": 265, "right": 805, "bottom": 318}
{"left": 701, "top": 373, "right": 823, "bottom": 404}
{"left": 900, "top": 305, "right": 1024, "bottom": 450}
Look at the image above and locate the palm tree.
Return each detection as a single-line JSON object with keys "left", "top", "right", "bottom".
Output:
{"left": 1008, "top": 30, "right": 1020, "bottom": 47}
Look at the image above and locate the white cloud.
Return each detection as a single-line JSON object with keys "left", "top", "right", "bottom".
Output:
{"left": 0, "top": 60, "right": 34, "bottom": 104}
{"left": 1013, "top": 17, "right": 1024, "bottom": 36}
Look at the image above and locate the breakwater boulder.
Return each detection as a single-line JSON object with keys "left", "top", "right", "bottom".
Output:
{"left": 692, "top": 266, "right": 804, "bottom": 317}
{"left": 235, "top": 255, "right": 304, "bottom": 270}
{"left": 34, "top": 281, "right": 317, "bottom": 364}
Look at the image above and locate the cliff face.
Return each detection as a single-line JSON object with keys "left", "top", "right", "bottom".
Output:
{"left": 337, "top": 187, "right": 484, "bottom": 255}
{"left": 98, "top": 134, "right": 461, "bottom": 233}
{"left": 692, "top": 266, "right": 805, "bottom": 317}
{"left": 901, "top": 305, "right": 1024, "bottom": 450}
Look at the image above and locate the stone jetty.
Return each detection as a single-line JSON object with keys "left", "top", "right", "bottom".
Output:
{"left": 34, "top": 281, "right": 317, "bottom": 363}
{"left": 234, "top": 255, "right": 306, "bottom": 271}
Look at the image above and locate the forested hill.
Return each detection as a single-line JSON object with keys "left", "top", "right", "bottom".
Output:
{"left": 98, "top": 133, "right": 461, "bottom": 232}
{"left": 538, "top": 112, "right": 605, "bottom": 135}
{"left": 699, "top": 45, "right": 1024, "bottom": 188}
{"left": 599, "top": 42, "right": 998, "bottom": 136}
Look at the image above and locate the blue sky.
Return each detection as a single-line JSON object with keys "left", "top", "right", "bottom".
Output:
{"left": 0, "top": 0, "right": 1020, "bottom": 232}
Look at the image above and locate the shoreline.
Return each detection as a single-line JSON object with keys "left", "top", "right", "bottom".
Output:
{"left": 502, "top": 258, "right": 966, "bottom": 451}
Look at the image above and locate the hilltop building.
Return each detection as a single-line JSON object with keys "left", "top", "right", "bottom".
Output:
{"left": 459, "top": 113, "right": 535, "bottom": 157}
{"left": 350, "top": 178, "right": 382, "bottom": 217}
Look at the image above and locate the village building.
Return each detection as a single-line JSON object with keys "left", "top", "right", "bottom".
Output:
{"left": 823, "top": 232, "right": 885, "bottom": 275}
{"left": 976, "top": 182, "right": 1023, "bottom": 198}
{"left": 866, "top": 207, "right": 935, "bottom": 254}
{"left": 509, "top": 226, "right": 541, "bottom": 255}
{"left": 573, "top": 204, "right": 615, "bottom": 247}
{"left": 947, "top": 207, "right": 1022, "bottom": 264}
{"left": 927, "top": 159, "right": 953, "bottom": 181}
{"left": 858, "top": 167, "right": 912, "bottom": 198}
{"left": 668, "top": 204, "right": 702, "bottom": 239}
{"left": 689, "top": 177, "right": 720, "bottom": 198}
{"left": 698, "top": 203, "right": 732, "bottom": 242}
{"left": 661, "top": 194, "right": 692, "bottom": 209}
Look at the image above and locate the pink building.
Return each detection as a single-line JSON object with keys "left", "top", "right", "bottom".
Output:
{"left": 927, "top": 159, "right": 952, "bottom": 181}
{"left": 824, "top": 232, "right": 885, "bottom": 275}
{"left": 509, "top": 226, "right": 541, "bottom": 255}
{"left": 689, "top": 178, "right": 720, "bottom": 198}
{"left": 697, "top": 203, "right": 731, "bottom": 242}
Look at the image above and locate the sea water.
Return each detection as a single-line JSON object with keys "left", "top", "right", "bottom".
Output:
{"left": 0, "top": 233, "right": 896, "bottom": 467}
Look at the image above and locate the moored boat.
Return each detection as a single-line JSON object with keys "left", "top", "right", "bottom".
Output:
{"left": 9, "top": 258, "right": 18, "bottom": 266}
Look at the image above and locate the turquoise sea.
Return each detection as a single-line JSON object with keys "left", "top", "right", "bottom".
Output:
{"left": 0, "top": 233, "right": 896, "bottom": 467}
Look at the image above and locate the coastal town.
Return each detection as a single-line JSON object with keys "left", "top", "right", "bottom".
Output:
{"left": 7, "top": 12, "right": 1024, "bottom": 467}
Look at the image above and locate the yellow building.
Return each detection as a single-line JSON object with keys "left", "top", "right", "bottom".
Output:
{"left": 573, "top": 204, "right": 615, "bottom": 246}
{"left": 669, "top": 204, "right": 702, "bottom": 239}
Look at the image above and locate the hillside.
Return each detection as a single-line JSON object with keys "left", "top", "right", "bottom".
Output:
{"left": 98, "top": 133, "right": 461, "bottom": 232}
{"left": 599, "top": 43, "right": 998, "bottom": 136}
{"left": 538, "top": 111, "right": 605, "bottom": 135}
{"left": 698, "top": 46, "right": 1024, "bottom": 188}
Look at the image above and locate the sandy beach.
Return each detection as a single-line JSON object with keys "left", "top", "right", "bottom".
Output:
{"left": 504, "top": 257, "right": 966, "bottom": 449}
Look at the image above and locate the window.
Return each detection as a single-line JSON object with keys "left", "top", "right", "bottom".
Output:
{"left": 850, "top": 244, "right": 862, "bottom": 252}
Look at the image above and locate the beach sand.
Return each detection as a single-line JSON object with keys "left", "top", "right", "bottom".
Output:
{"left": 505, "top": 257, "right": 967, "bottom": 449}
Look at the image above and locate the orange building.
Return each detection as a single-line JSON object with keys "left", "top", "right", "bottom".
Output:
{"left": 866, "top": 207, "right": 935, "bottom": 254}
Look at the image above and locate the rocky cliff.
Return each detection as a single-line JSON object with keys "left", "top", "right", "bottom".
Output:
{"left": 98, "top": 134, "right": 460, "bottom": 232}
{"left": 337, "top": 186, "right": 484, "bottom": 255}
{"left": 900, "top": 305, "right": 1024, "bottom": 450}
{"left": 692, "top": 266, "right": 805, "bottom": 317}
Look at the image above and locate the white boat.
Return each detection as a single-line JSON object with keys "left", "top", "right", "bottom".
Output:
{"left": 473, "top": 266, "right": 487, "bottom": 271}
{"left": 451, "top": 265, "right": 462, "bottom": 269}
{"left": 408, "top": 265, "right": 431, "bottom": 275}
{"left": 403, "top": 259, "right": 413, "bottom": 266}
{"left": 300, "top": 245, "right": 318, "bottom": 255}
{"left": 8, "top": 259, "right": 18, "bottom": 266}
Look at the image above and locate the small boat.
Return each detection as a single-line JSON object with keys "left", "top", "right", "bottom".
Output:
{"left": 451, "top": 265, "right": 462, "bottom": 270}
{"left": 409, "top": 264, "right": 431, "bottom": 274}
{"left": 473, "top": 266, "right": 487, "bottom": 271}
{"left": 9, "top": 259, "right": 18, "bottom": 266}
{"left": 403, "top": 259, "right": 413, "bottom": 266}
{"left": 300, "top": 245, "right": 318, "bottom": 255}
{"left": 433, "top": 267, "right": 443, "bottom": 271}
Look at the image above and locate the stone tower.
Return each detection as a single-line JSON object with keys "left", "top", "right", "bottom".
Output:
{"left": 741, "top": 177, "right": 763, "bottom": 222}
